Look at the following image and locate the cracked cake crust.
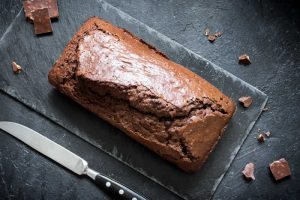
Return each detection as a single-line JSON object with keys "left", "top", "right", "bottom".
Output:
{"left": 48, "top": 17, "right": 236, "bottom": 172}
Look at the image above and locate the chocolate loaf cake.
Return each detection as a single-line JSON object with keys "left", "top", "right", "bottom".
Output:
{"left": 48, "top": 17, "right": 236, "bottom": 172}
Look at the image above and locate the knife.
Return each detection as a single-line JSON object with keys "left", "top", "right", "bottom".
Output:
{"left": 0, "top": 121, "right": 147, "bottom": 200}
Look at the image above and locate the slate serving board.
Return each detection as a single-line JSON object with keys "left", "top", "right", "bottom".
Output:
{"left": 0, "top": 0, "right": 267, "bottom": 199}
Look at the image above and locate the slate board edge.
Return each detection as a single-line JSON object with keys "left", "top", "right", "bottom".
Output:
{"left": 0, "top": 7, "right": 23, "bottom": 45}
{"left": 0, "top": 1, "right": 268, "bottom": 199}
{"left": 210, "top": 96, "right": 268, "bottom": 199}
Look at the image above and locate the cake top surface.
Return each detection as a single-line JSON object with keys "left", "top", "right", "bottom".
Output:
{"left": 75, "top": 18, "right": 233, "bottom": 117}
{"left": 78, "top": 30, "right": 195, "bottom": 107}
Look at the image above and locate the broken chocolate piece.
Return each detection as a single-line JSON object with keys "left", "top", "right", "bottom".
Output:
{"left": 257, "top": 134, "right": 265, "bottom": 143}
{"left": 23, "top": 0, "right": 59, "bottom": 21}
{"left": 12, "top": 61, "right": 22, "bottom": 74}
{"left": 214, "top": 32, "right": 222, "bottom": 37}
{"left": 238, "top": 54, "right": 251, "bottom": 65}
{"left": 242, "top": 162, "right": 255, "bottom": 181}
{"left": 264, "top": 131, "right": 271, "bottom": 137}
{"left": 269, "top": 158, "right": 291, "bottom": 181}
{"left": 204, "top": 28, "right": 210, "bottom": 36}
{"left": 32, "top": 8, "right": 53, "bottom": 35}
{"left": 208, "top": 35, "right": 216, "bottom": 42}
{"left": 239, "top": 96, "right": 253, "bottom": 108}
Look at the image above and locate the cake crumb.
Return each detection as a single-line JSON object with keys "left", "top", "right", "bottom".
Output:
{"left": 264, "top": 131, "right": 271, "bottom": 137}
{"left": 12, "top": 61, "right": 22, "bottom": 74}
{"left": 269, "top": 158, "right": 291, "bottom": 181}
{"left": 239, "top": 54, "right": 251, "bottom": 65}
{"left": 239, "top": 96, "right": 252, "bottom": 108}
{"left": 242, "top": 162, "right": 255, "bottom": 181}
{"left": 208, "top": 35, "right": 216, "bottom": 42}
{"left": 214, "top": 31, "right": 222, "bottom": 37}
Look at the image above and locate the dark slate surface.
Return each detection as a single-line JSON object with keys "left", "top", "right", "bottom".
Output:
{"left": 0, "top": 0, "right": 267, "bottom": 199}
{"left": 0, "top": 0, "right": 22, "bottom": 37}
{"left": 0, "top": 0, "right": 299, "bottom": 200}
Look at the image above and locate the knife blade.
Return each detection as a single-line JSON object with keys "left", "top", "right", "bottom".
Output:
{"left": 0, "top": 121, "right": 147, "bottom": 200}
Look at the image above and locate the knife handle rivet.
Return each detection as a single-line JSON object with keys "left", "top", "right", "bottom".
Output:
{"left": 105, "top": 182, "right": 111, "bottom": 187}
{"left": 119, "top": 189, "right": 124, "bottom": 195}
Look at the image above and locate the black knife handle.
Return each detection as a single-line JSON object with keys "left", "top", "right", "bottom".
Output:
{"left": 95, "top": 173, "right": 147, "bottom": 200}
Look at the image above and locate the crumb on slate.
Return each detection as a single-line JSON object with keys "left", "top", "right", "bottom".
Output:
{"left": 239, "top": 96, "right": 253, "bottom": 108}
{"left": 208, "top": 35, "right": 216, "bottom": 42}
{"left": 264, "top": 131, "right": 271, "bottom": 137}
{"left": 239, "top": 54, "right": 251, "bottom": 65}
{"left": 242, "top": 162, "right": 255, "bottom": 181}
{"left": 12, "top": 61, "right": 22, "bottom": 74}
{"left": 214, "top": 31, "right": 222, "bottom": 37}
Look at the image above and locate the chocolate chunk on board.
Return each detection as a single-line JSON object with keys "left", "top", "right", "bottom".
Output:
{"left": 239, "top": 96, "right": 253, "bottom": 108}
{"left": 32, "top": 8, "right": 53, "bottom": 35}
{"left": 23, "top": 0, "right": 59, "bottom": 21}
{"left": 242, "top": 162, "right": 255, "bottom": 181}
{"left": 269, "top": 158, "right": 291, "bottom": 181}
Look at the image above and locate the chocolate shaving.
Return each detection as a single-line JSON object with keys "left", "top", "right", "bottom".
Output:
{"left": 242, "top": 162, "right": 255, "bottom": 181}
{"left": 32, "top": 8, "right": 53, "bottom": 35}
{"left": 12, "top": 61, "right": 22, "bottom": 74}
{"left": 239, "top": 96, "right": 253, "bottom": 108}
{"left": 269, "top": 158, "right": 291, "bottom": 181}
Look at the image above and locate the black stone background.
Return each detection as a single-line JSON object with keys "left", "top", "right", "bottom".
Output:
{"left": 0, "top": 0, "right": 299, "bottom": 199}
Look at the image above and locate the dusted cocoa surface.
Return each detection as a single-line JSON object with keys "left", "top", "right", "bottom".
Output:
{"left": 48, "top": 17, "right": 235, "bottom": 172}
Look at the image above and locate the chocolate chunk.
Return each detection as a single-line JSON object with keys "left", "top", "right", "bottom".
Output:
{"left": 208, "top": 35, "right": 216, "bottom": 42}
{"left": 204, "top": 28, "right": 210, "bottom": 36}
{"left": 242, "top": 162, "right": 255, "bottom": 181}
{"left": 269, "top": 158, "right": 291, "bottom": 181}
{"left": 12, "top": 61, "right": 22, "bottom": 74}
{"left": 239, "top": 96, "right": 253, "bottom": 108}
{"left": 32, "top": 8, "right": 53, "bottom": 35}
{"left": 23, "top": 0, "right": 59, "bottom": 21}
{"left": 257, "top": 133, "right": 265, "bottom": 143}
{"left": 238, "top": 54, "right": 251, "bottom": 65}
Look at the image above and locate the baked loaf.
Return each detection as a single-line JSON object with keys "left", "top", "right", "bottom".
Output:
{"left": 48, "top": 17, "right": 236, "bottom": 172}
